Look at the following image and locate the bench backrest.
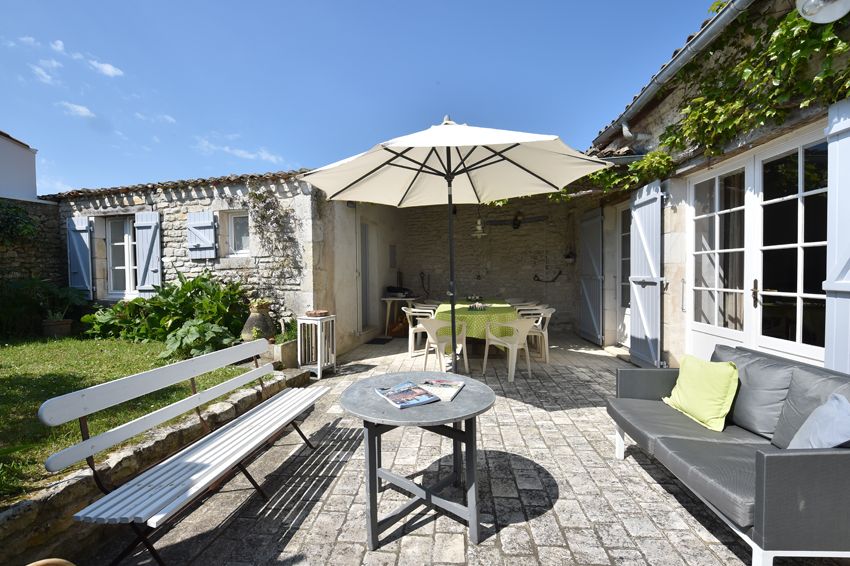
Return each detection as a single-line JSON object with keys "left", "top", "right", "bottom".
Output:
{"left": 39, "top": 339, "right": 273, "bottom": 472}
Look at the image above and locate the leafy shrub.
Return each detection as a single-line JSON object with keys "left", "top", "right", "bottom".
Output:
{"left": 82, "top": 272, "right": 249, "bottom": 354}
{"left": 0, "top": 202, "right": 38, "bottom": 245}
{"left": 276, "top": 319, "right": 297, "bottom": 343}
{"left": 161, "top": 319, "right": 237, "bottom": 359}
{"left": 0, "top": 279, "right": 87, "bottom": 337}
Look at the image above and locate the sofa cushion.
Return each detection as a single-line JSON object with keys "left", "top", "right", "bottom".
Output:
{"left": 607, "top": 398, "right": 769, "bottom": 455}
{"left": 711, "top": 346, "right": 794, "bottom": 439}
{"left": 663, "top": 355, "right": 739, "bottom": 431}
{"left": 773, "top": 366, "right": 850, "bottom": 448}
{"left": 788, "top": 393, "right": 850, "bottom": 449}
{"left": 654, "top": 437, "right": 781, "bottom": 528}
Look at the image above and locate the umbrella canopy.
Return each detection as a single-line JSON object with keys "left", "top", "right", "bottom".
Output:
{"left": 300, "top": 117, "right": 609, "bottom": 371}
{"left": 302, "top": 118, "right": 609, "bottom": 206}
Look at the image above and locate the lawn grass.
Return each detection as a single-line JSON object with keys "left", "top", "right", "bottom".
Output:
{"left": 0, "top": 337, "right": 246, "bottom": 506}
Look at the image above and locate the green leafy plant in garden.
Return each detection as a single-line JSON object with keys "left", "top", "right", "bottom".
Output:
{"left": 0, "top": 202, "right": 38, "bottom": 245}
{"left": 0, "top": 279, "right": 88, "bottom": 337}
{"left": 82, "top": 272, "right": 249, "bottom": 355}
{"left": 161, "top": 319, "right": 237, "bottom": 359}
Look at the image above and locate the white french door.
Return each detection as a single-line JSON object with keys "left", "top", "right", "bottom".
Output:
{"left": 688, "top": 123, "right": 828, "bottom": 364}
{"left": 106, "top": 216, "right": 137, "bottom": 297}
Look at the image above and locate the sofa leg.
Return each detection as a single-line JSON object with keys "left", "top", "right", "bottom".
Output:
{"left": 614, "top": 424, "right": 626, "bottom": 460}
{"left": 751, "top": 547, "right": 774, "bottom": 566}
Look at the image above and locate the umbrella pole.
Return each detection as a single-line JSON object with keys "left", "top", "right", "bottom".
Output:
{"left": 446, "top": 176, "right": 458, "bottom": 373}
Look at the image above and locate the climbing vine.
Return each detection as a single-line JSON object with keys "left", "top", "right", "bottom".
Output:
{"left": 242, "top": 184, "right": 303, "bottom": 281}
{"left": 660, "top": 8, "right": 850, "bottom": 155}
{"left": 0, "top": 202, "right": 38, "bottom": 245}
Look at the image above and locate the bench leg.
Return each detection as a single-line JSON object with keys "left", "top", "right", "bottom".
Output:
{"left": 614, "top": 424, "right": 626, "bottom": 460}
{"left": 111, "top": 524, "right": 164, "bottom": 566}
{"left": 751, "top": 548, "right": 775, "bottom": 566}
{"left": 292, "top": 422, "right": 316, "bottom": 450}
{"left": 237, "top": 463, "right": 269, "bottom": 501}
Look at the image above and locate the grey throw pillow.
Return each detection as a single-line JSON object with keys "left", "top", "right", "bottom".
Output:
{"left": 787, "top": 393, "right": 850, "bottom": 449}
{"left": 772, "top": 367, "right": 850, "bottom": 448}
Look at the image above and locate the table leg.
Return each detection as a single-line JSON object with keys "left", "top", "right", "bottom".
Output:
{"left": 384, "top": 302, "right": 392, "bottom": 337}
{"left": 364, "top": 421, "right": 379, "bottom": 550}
{"left": 465, "top": 417, "right": 480, "bottom": 544}
{"left": 376, "top": 433, "right": 382, "bottom": 492}
{"left": 452, "top": 421, "right": 463, "bottom": 487}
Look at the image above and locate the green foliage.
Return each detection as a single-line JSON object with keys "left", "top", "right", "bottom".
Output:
{"left": 660, "top": 10, "right": 850, "bottom": 155}
{"left": 0, "top": 202, "right": 38, "bottom": 245}
{"left": 0, "top": 279, "right": 87, "bottom": 337}
{"left": 82, "top": 272, "right": 249, "bottom": 354}
{"left": 0, "top": 338, "right": 245, "bottom": 501}
{"left": 555, "top": 150, "right": 675, "bottom": 198}
{"left": 161, "top": 319, "right": 237, "bottom": 359}
{"left": 275, "top": 319, "right": 297, "bottom": 343}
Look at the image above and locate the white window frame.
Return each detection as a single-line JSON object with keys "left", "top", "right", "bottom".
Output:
{"left": 685, "top": 120, "right": 829, "bottom": 364}
{"left": 227, "top": 211, "right": 250, "bottom": 256}
{"left": 616, "top": 202, "right": 632, "bottom": 347}
{"left": 105, "top": 216, "right": 137, "bottom": 298}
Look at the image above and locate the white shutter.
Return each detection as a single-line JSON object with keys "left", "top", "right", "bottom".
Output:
{"left": 135, "top": 212, "right": 162, "bottom": 297}
{"left": 578, "top": 209, "right": 604, "bottom": 345}
{"left": 187, "top": 211, "right": 216, "bottom": 259}
{"left": 67, "top": 217, "right": 92, "bottom": 299}
{"left": 629, "top": 181, "right": 663, "bottom": 367}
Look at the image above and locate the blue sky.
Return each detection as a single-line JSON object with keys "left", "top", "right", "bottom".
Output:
{"left": 1, "top": 2, "right": 712, "bottom": 195}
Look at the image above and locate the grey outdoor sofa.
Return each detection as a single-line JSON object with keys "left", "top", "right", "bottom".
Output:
{"left": 607, "top": 345, "right": 850, "bottom": 566}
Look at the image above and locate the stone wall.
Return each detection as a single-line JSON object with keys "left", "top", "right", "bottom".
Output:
{"left": 56, "top": 178, "right": 317, "bottom": 322}
{"left": 398, "top": 194, "right": 599, "bottom": 332}
{"left": 0, "top": 197, "right": 64, "bottom": 284}
{"left": 0, "top": 369, "right": 310, "bottom": 565}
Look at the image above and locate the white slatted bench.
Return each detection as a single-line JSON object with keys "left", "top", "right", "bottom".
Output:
{"left": 37, "top": 339, "right": 328, "bottom": 566}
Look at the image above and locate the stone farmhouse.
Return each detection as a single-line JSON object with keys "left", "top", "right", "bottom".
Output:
{"left": 1, "top": 0, "right": 848, "bottom": 371}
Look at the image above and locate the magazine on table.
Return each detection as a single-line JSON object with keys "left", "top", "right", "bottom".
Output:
{"left": 419, "top": 379, "right": 465, "bottom": 402}
{"left": 376, "top": 381, "right": 439, "bottom": 409}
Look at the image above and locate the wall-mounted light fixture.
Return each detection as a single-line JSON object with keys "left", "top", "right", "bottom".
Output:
{"left": 512, "top": 211, "right": 524, "bottom": 230}
{"left": 796, "top": 0, "right": 850, "bottom": 22}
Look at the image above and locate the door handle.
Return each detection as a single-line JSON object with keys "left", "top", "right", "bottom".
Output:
{"left": 751, "top": 279, "right": 759, "bottom": 308}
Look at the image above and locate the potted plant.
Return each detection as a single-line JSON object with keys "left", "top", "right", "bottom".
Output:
{"left": 42, "top": 286, "right": 87, "bottom": 338}
{"left": 241, "top": 297, "right": 277, "bottom": 342}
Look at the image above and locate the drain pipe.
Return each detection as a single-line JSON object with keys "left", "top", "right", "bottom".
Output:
{"left": 593, "top": 0, "right": 758, "bottom": 148}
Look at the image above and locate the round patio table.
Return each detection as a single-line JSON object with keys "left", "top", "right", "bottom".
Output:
{"left": 434, "top": 300, "right": 518, "bottom": 339}
{"left": 340, "top": 371, "right": 495, "bottom": 550}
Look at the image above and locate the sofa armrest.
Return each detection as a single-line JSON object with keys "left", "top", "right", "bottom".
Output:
{"left": 615, "top": 368, "right": 679, "bottom": 400}
{"left": 754, "top": 448, "right": 850, "bottom": 551}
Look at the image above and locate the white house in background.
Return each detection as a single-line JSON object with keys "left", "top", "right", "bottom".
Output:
{"left": 0, "top": 130, "right": 41, "bottom": 203}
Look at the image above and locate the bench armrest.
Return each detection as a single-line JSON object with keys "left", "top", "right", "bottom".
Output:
{"left": 615, "top": 368, "right": 679, "bottom": 400}
{"left": 754, "top": 448, "right": 850, "bottom": 551}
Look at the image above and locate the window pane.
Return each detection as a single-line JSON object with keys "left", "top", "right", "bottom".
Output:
{"left": 763, "top": 151, "right": 798, "bottom": 201}
{"left": 804, "top": 142, "right": 828, "bottom": 192}
{"left": 762, "top": 296, "right": 797, "bottom": 342}
{"left": 694, "top": 253, "right": 715, "bottom": 288}
{"left": 763, "top": 200, "right": 797, "bottom": 246}
{"left": 695, "top": 217, "right": 715, "bottom": 252}
{"left": 803, "top": 246, "right": 826, "bottom": 295}
{"left": 620, "top": 234, "right": 630, "bottom": 258}
{"left": 694, "top": 179, "right": 715, "bottom": 216}
{"left": 620, "top": 209, "right": 631, "bottom": 234}
{"left": 232, "top": 215, "right": 249, "bottom": 252}
{"left": 620, "top": 283, "right": 630, "bottom": 309}
{"left": 719, "top": 210, "right": 744, "bottom": 249}
{"left": 112, "top": 266, "right": 126, "bottom": 291}
{"left": 620, "top": 258, "right": 630, "bottom": 279}
{"left": 109, "top": 220, "right": 125, "bottom": 246}
{"left": 719, "top": 292, "right": 744, "bottom": 331}
{"left": 802, "top": 298, "right": 826, "bottom": 347}
{"left": 719, "top": 251, "right": 744, "bottom": 290}
{"left": 763, "top": 248, "right": 797, "bottom": 292}
{"left": 694, "top": 290, "right": 716, "bottom": 325}
{"left": 719, "top": 171, "right": 745, "bottom": 210}
{"left": 804, "top": 193, "right": 827, "bottom": 243}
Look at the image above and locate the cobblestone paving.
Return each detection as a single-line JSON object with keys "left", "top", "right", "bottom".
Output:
{"left": 97, "top": 335, "right": 843, "bottom": 566}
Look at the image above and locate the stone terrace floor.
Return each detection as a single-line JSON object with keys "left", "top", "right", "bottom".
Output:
{"left": 92, "top": 333, "right": 844, "bottom": 566}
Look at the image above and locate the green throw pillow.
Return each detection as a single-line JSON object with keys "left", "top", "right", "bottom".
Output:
{"left": 663, "top": 355, "right": 739, "bottom": 431}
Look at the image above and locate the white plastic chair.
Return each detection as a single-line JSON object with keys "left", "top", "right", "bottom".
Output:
{"left": 505, "top": 297, "right": 526, "bottom": 304}
{"left": 401, "top": 306, "right": 433, "bottom": 358}
{"left": 412, "top": 302, "right": 438, "bottom": 315}
{"left": 525, "top": 308, "right": 555, "bottom": 363}
{"left": 482, "top": 318, "right": 535, "bottom": 382}
{"left": 419, "top": 318, "right": 469, "bottom": 374}
{"left": 516, "top": 303, "right": 547, "bottom": 316}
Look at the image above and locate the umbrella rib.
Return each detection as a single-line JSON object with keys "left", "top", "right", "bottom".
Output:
{"left": 387, "top": 162, "right": 444, "bottom": 176}
{"left": 327, "top": 147, "right": 414, "bottom": 199}
{"left": 451, "top": 146, "right": 478, "bottom": 177}
{"left": 456, "top": 143, "right": 520, "bottom": 173}
{"left": 396, "top": 148, "right": 436, "bottom": 207}
{"left": 478, "top": 145, "right": 561, "bottom": 190}
{"left": 454, "top": 147, "right": 482, "bottom": 204}
{"left": 432, "top": 149, "right": 448, "bottom": 176}
{"left": 382, "top": 148, "right": 444, "bottom": 176}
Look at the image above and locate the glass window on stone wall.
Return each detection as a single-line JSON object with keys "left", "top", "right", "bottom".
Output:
{"left": 219, "top": 210, "right": 251, "bottom": 256}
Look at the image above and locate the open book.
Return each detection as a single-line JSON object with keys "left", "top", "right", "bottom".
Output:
{"left": 376, "top": 381, "right": 439, "bottom": 409}
{"left": 419, "top": 379, "right": 465, "bottom": 402}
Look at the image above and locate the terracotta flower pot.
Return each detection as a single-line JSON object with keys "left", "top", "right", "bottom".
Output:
{"left": 241, "top": 305, "right": 276, "bottom": 342}
{"left": 42, "top": 319, "right": 73, "bottom": 338}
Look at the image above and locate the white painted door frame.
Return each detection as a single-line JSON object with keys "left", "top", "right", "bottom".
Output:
{"left": 616, "top": 201, "right": 632, "bottom": 348}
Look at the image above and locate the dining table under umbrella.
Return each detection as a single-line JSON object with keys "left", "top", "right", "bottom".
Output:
{"left": 300, "top": 117, "right": 609, "bottom": 370}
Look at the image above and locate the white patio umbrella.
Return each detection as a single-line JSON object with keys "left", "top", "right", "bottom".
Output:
{"left": 300, "top": 117, "right": 609, "bottom": 370}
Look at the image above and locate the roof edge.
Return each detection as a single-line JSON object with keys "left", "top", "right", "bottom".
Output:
{"left": 592, "top": 0, "right": 757, "bottom": 149}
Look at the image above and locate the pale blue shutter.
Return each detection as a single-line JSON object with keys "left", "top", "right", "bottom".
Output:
{"left": 579, "top": 209, "right": 604, "bottom": 344}
{"left": 134, "top": 212, "right": 162, "bottom": 297}
{"left": 186, "top": 211, "right": 216, "bottom": 259}
{"left": 67, "top": 217, "right": 92, "bottom": 299}
{"left": 629, "top": 181, "right": 663, "bottom": 367}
